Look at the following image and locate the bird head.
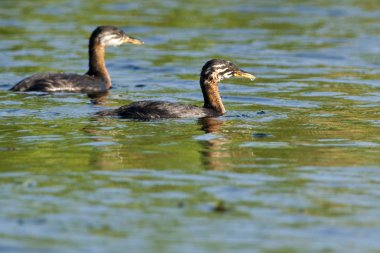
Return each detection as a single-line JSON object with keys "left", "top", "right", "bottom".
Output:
{"left": 91, "top": 26, "right": 143, "bottom": 47}
{"left": 201, "top": 59, "right": 255, "bottom": 82}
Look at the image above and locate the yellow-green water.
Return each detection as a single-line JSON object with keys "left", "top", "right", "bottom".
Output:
{"left": 1, "top": 0, "right": 380, "bottom": 252}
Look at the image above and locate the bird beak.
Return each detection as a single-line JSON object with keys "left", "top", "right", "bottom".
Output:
{"left": 124, "top": 35, "right": 144, "bottom": 45}
{"left": 234, "top": 70, "right": 256, "bottom": 81}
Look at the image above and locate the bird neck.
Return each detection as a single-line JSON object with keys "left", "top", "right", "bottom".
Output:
{"left": 200, "top": 76, "right": 225, "bottom": 115}
{"left": 86, "top": 42, "right": 111, "bottom": 89}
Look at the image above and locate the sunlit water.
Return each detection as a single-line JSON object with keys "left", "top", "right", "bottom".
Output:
{"left": 1, "top": 0, "right": 380, "bottom": 252}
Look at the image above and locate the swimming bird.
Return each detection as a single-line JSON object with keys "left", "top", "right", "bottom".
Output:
{"left": 10, "top": 26, "right": 143, "bottom": 93}
{"left": 97, "top": 59, "right": 255, "bottom": 119}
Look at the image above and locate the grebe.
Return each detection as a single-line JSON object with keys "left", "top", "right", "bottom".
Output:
{"left": 97, "top": 59, "right": 255, "bottom": 119}
{"left": 10, "top": 26, "right": 143, "bottom": 93}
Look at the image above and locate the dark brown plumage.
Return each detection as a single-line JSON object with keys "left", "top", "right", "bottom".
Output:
{"left": 10, "top": 26, "right": 143, "bottom": 93}
{"left": 97, "top": 59, "right": 255, "bottom": 119}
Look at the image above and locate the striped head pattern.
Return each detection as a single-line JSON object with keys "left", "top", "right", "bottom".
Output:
{"left": 201, "top": 59, "right": 255, "bottom": 82}
{"left": 91, "top": 26, "right": 143, "bottom": 47}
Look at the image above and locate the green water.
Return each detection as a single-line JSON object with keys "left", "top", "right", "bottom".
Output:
{"left": 1, "top": 0, "right": 380, "bottom": 252}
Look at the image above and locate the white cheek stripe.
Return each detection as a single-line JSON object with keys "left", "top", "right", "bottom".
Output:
{"left": 212, "top": 64, "right": 226, "bottom": 69}
{"left": 223, "top": 72, "right": 232, "bottom": 77}
{"left": 100, "top": 35, "right": 123, "bottom": 46}
{"left": 205, "top": 67, "right": 228, "bottom": 76}
{"left": 215, "top": 67, "right": 228, "bottom": 73}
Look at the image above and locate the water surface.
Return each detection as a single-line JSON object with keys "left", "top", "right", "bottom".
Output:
{"left": 1, "top": 0, "right": 380, "bottom": 252}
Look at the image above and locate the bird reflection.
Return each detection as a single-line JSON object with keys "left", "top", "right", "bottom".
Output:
{"left": 197, "top": 117, "right": 232, "bottom": 171}
{"left": 87, "top": 91, "right": 110, "bottom": 105}
{"left": 82, "top": 123, "right": 124, "bottom": 170}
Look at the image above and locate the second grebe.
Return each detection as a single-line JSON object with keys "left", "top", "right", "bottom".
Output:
{"left": 10, "top": 26, "right": 143, "bottom": 93}
{"left": 97, "top": 59, "right": 255, "bottom": 119}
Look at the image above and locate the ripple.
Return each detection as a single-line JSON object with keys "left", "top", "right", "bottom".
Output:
{"left": 0, "top": 100, "right": 23, "bottom": 105}
{"left": 193, "top": 133, "right": 222, "bottom": 141}
{"left": 301, "top": 91, "right": 344, "bottom": 97}
{"left": 303, "top": 141, "right": 380, "bottom": 148}
{"left": 0, "top": 109, "right": 38, "bottom": 117}
{"left": 19, "top": 135, "right": 63, "bottom": 142}
{"left": 78, "top": 141, "right": 119, "bottom": 147}
{"left": 230, "top": 96, "right": 320, "bottom": 108}
{"left": 240, "top": 141, "right": 290, "bottom": 148}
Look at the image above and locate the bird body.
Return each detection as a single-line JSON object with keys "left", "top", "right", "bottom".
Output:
{"left": 98, "top": 100, "right": 219, "bottom": 119}
{"left": 97, "top": 59, "right": 256, "bottom": 119}
{"left": 10, "top": 73, "right": 108, "bottom": 93}
{"left": 10, "top": 26, "right": 143, "bottom": 93}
